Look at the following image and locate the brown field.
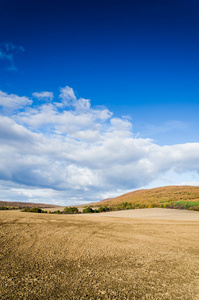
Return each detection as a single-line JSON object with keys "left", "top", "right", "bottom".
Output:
{"left": 1, "top": 209, "right": 199, "bottom": 299}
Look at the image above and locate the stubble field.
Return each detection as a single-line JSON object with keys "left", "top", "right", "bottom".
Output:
{"left": 0, "top": 209, "right": 199, "bottom": 299}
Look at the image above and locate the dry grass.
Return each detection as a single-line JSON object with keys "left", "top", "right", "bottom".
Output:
{"left": 1, "top": 210, "right": 199, "bottom": 299}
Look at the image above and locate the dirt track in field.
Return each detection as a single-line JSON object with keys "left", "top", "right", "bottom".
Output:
{"left": 1, "top": 210, "right": 199, "bottom": 299}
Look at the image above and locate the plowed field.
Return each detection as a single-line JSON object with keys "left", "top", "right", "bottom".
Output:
{"left": 1, "top": 210, "right": 199, "bottom": 299}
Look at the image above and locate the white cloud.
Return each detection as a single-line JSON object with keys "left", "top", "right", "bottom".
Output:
{"left": 58, "top": 86, "right": 91, "bottom": 111}
{"left": 0, "top": 85, "right": 199, "bottom": 205}
{"left": 0, "top": 91, "right": 32, "bottom": 110}
{"left": 58, "top": 85, "right": 77, "bottom": 107}
{"left": 60, "top": 86, "right": 76, "bottom": 101}
{"left": 32, "top": 91, "right": 54, "bottom": 101}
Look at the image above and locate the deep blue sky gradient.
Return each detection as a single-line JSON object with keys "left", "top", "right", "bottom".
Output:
{"left": 1, "top": 0, "right": 199, "bottom": 145}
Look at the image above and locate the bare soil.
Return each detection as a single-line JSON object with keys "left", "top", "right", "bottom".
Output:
{"left": 1, "top": 210, "right": 199, "bottom": 299}
{"left": 98, "top": 208, "right": 199, "bottom": 221}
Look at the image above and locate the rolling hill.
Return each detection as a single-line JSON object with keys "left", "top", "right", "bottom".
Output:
{"left": 95, "top": 185, "right": 199, "bottom": 211}
{"left": 0, "top": 200, "right": 59, "bottom": 209}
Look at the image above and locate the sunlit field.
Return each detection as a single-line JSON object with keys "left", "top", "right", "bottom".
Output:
{"left": 1, "top": 209, "right": 199, "bottom": 299}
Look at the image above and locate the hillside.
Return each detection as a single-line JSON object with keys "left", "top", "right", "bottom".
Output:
{"left": 95, "top": 185, "right": 199, "bottom": 210}
{"left": 0, "top": 200, "right": 59, "bottom": 209}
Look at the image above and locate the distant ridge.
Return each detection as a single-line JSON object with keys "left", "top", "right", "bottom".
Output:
{"left": 96, "top": 185, "right": 199, "bottom": 207}
{"left": 0, "top": 200, "right": 58, "bottom": 209}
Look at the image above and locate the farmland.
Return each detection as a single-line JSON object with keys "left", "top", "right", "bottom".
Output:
{"left": 1, "top": 209, "right": 199, "bottom": 299}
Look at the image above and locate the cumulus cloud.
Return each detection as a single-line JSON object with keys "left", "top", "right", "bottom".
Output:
{"left": 0, "top": 91, "right": 32, "bottom": 111}
{"left": 59, "top": 86, "right": 76, "bottom": 103}
{"left": 0, "top": 85, "right": 199, "bottom": 205}
{"left": 58, "top": 86, "right": 91, "bottom": 111}
{"left": 32, "top": 91, "right": 54, "bottom": 101}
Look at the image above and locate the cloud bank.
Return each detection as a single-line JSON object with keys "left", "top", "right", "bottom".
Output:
{"left": 0, "top": 86, "right": 199, "bottom": 205}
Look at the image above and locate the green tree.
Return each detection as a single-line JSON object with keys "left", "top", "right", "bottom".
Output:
{"left": 98, "top": 205, "right": 110, "bottom": 213}
{"left": 63, "top": 207, "right": 79, "bottom": 214}
{"left": 83, "top": 207, "right": 94, "bottom": 213}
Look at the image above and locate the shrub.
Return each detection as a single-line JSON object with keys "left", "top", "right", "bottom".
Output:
{"left": 31, "top": 207, "right": 42, "bottom": 213}
{"left": 21, "top": 207, "right": 31, "bottom": 212}
{"left": 63, "top": 207, "right": 79, "bottom": 214}
{"left": 21, "top": 207, "right": 46, "bottom": 213}
{"left": 83, "top": 207, "right": 94, "bottom": 213}
{"left": 0, "top": 206, "right": 18, "bottom": 210}
{"left": 0, "top": 206, "right": 9, "bottom": 210}
{"left": 98, "top": 205, "right": 110, "bottom": 213}
{"left": 172, "top": 201, "right": 199, "bottom": 210}
{"left": 126, "top": 203, "right": 133, "bottom": 209}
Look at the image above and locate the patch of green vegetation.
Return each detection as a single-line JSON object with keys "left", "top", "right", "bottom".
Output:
{"left": 22, "top": 206, "right": 80, "bottom": 214}
{"left": 0, "top": 206, "right": 9, "bottom": 210}
{"left": 0, "top": 206, "right": 18, "bottom": 210}
{"left": 171, "top": 201, "right": 199, "bottom": 210}
{"left": 96, "top": 200, "right": 199, "bottom": 213}
{"left": 83, "top": 205, "right": 113, "bottom": 213}
{"left": 83, "top": 206, "right": 94, "bottom": 213}
{"left": 98, "top": 205, "right": 110, "bottom": 213}
{"left": 22, "top": 207, "right": 47, "bottom": 213}
{"left": 63, "top": 207, "right": 79, "bottom": 214}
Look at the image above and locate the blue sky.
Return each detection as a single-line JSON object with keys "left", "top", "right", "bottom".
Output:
{"left": 0, "top": 0, "right": 199, "bottom": 205}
